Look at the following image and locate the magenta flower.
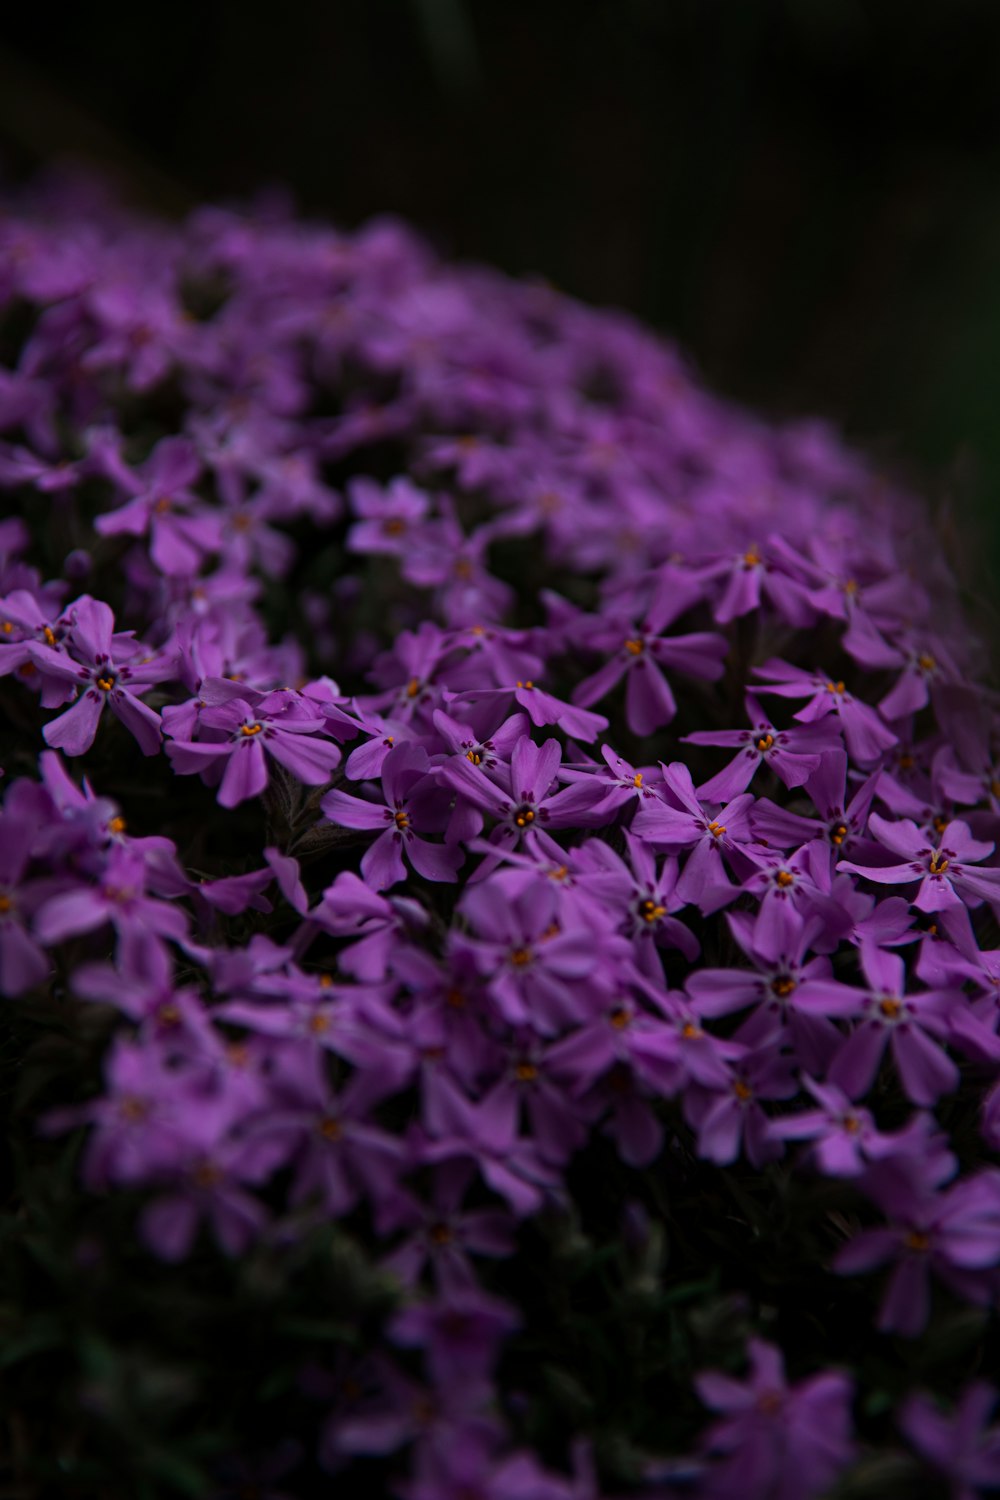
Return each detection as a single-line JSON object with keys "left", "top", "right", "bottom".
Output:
{"left": 93, "top": 435, "right": 222, "bottom": 576}
{"left": 34, "top": 845, "right": 189, "bottom": 953}
{"left": 438, "top": 733, "right": 611, "bottom": 869}
{"left": 899, "top": 1383, "right": 1000, "bottom": 1500}
{"left": 166, "top": 685, "right": 342, "bottom": 808}
{"left": 827, "top": 944, "right": 959, "bottom": 1106}
{"left": 28, "top": 595, "right": 166, "bottom": 756}
{"left": 455, "top": 868, "right": 614, "bottom": 1032}
{"left": 838, "top": 814, "right": 1000, "bottom": 913}
{"left": 683, "top": 695, "right": 838, "bottom": 802}
{"left": 322, "top": 742, "right": 462, "bottom": 889}
{"left": 834, "top": 1165, "right": 1000, "bottom": 1337}
{"left": 632, "top": 760, "right": 759, "bottom": 914}
{"left": 572, "top": 573, "right": 726, "bottom": 734}
{"left": 752, "top": 657, "right": 897, "bottom": 764}
{"left": 695, "top": 1338, "right": 855, "bottom": 1500}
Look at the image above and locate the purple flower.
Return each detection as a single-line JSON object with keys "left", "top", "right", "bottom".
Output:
{"left": 834, "top": 1163, "right": 1000, "bottom": 1337}
{"left": 34, "top": 844, "right": 189, "bottom": 953}
{"left": 166, "top": 682, "right": 342, "bottom": 808}
{"left": 752, "top": 657, "right": 897, "bottom": 764}
{"left": 768, "top": 1075, "right": 909, "bottom": 1177}
{"left": 683, "top": 695, "right": 837, "bottom": 802}
{"left": 455, "top": 868, "right": 616, "bottom": 1032}
{"left": 322, "top": 742, "right": 462, "bottom": 889}
{"left": 838, "top": 813, "right": 1000, "bottom": 913}
{"left": 684, "top": 1044, "right": 798, "bottom": 1167}
{"left": 632, "top": 759, "right": 760, "bottom": 914}
{"left": 390, "top": 1285, "right": 519, "bottom": 1392}
{"left": 93, "top": 435, "right": 222, "bottom": 576}
{"left": 899, "top": 1383, "right": 1000, "bottom": 1500}
{"left": 827, "top": 944, "right": 959, "bottom": 1106}
{"left": 381, "top": 1158, "right": 515, "bottom": 1291}
{"left": 438, "top": 733, "right": 610, "bottom": 874}
{"left": 572, "top": 571, "right": 726, "bottom": 734}
{"left": 29, "top": 595, "right": 166, "bottom": 756}
{"left": 0, "top": 812, "right": 51, "bottom": 995}
{"left": 695, "top": 1337, "right": 855, "bottom": 1500}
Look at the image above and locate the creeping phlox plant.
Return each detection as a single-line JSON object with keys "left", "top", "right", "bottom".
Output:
{"left": 1, "top": 176, "right": 1000, "bottom": 1500}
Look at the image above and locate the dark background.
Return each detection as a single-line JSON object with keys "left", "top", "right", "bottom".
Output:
{"left": 2, "top": 0, "right": 999, "bottom": 596}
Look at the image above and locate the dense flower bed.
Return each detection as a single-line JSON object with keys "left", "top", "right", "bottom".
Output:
{"left": 2, "top": 174, "right": 1000, "bottom": 1498}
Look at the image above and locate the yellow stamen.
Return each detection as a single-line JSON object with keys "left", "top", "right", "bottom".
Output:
{"left": 756, "top": 733, "right": 774, "bottom": 753}
{"left": 843, "top": 1113, "right": 860, "bottom": 1134}
{"left": 515, "top": 1061, "right": 538, "bottom": 1082}
{"left": 319, "top": 973, "right": 334, "bottom": 988}
{"left": 624, "top": 638, "right": 644, "bottom": 655}
{"left": 928, "top": 851, "right": 949, "bottom": 875}
{"left": 381, "top": 517, "right": 406, "bottom": 536}
{"left": 308, "top": 1013, "right": 330, "bottom": 1034}
{"left": 514, "top": 807, "right": 535, "bottom": 828}
{"left": 917, "top": 653, "right": 936, "bottom": 673}
{"left": 733, "top": 1079, "right": 753, "bottom": 1102}
{"left": 681, "top": 1021, "right": 701, "bottom": 1040}
{"left": 107, "top": 815, "right": 126, "bottom": 835}
{"left": 743, "top": 547, "right": 761, "bottom": 568}
{"left": 775, "top": 870, "right": 795, "bottom": 888}
{"left": 466, "top": 749, "right": 483, "bottom": 764}
{"left": 638, "top": 898, "right": 667, "bottom": 923}
{"left": 516, "top": 680, "right": 534, "bottom": 690}
{"left": 825, "top": 679, "right": 845, "bottom": 695}
{"left": 548, "top": 864, "right": 569, "bottom": 881}
{"left": 609, "top": 1005, "right": 631, "bottom": 1029}
{"left": 394, "top": 810, "right": 410, "bottom": 830}
{"left": 0, "top": 894, "right": 12, "bottom": 914}
{"left": 830, "top": 823, "right": 848, "bottom": 846}
{"left": 905, "top": 1230, "right": 930, "bottom": 1253}
{"left": 932, "top": 816, "right": 947, "bottom": 837}
{"left": 96, "top": 675, "right": 115, "bottom": 692}
{"left": 1, "top": 621, "right": 11, "bottom": 633}
{"left": 879, "top": 997, "right": 902, "bottom": 1019}
{"left": 510, "top": 947, "right": 533, "bottom": 967}
{"left": 772, "top": 976, "right": 796, "bottom": 998}
{"left": 406, "top": 677, "right": 420, "bottom": 698}
{"left": 708, "top": 821, "right": 726, "bottom": 838}
{"left": 240, "top": 722, "right": 263, "bottom": 736}
{"left": 42, "top": 626, "right": 56, "bottom": 646}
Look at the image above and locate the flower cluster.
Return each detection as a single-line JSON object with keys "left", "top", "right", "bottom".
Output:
{"left": 1, "top": 174, "right": 999, "bottom": 1497}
